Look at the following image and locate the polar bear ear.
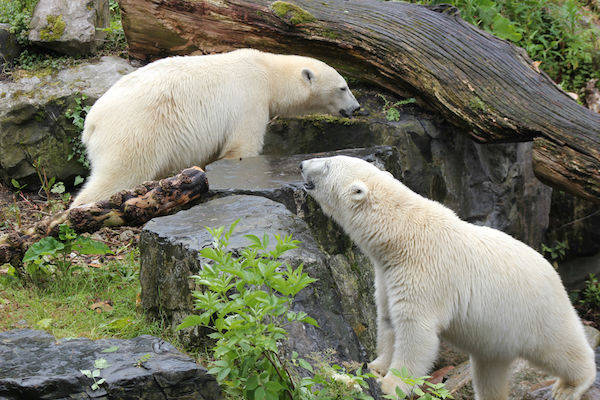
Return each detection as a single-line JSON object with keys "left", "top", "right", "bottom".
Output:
{"left": 302, "top": 68, "right": 314, "bottom": 84}
{"left": 349, "top": 181, "right": 369, "bottom": 202}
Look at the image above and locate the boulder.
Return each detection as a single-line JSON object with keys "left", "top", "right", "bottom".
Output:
{"left": 0, "top": 23, "right": 20, "bottom": 67}
{"left": 0, "top": 329, "right": 220, "bottom": 399}
{"left": 140, "top": 194, "right": 369, "bottom": 363}
{"left": 0, "top": 56, "right": 135, "bottom": 189}
{"left": 560, "top": 253, "right": 600, "bottom": 291}
{"left": 28, "top": 0, "right": 110, "bottom": 55}
{"left": 264, "top": 88, "right": 553, "bottom": 249}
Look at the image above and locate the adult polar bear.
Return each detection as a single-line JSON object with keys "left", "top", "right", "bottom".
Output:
{"left": 70, "top": 49, "right": 360, "bottom": 207}
{"left": 300, "top": 156, "right": 595, "bottom": 400}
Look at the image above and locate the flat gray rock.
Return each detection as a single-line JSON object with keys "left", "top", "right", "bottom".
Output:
{"left": 205, "top": 146, "right": 400, "bottom": 212}
{"left": 0, "top": 329, "right": 220, "bottom": 399}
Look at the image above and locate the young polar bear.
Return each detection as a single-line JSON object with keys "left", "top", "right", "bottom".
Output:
{"left": 300, "top": 155, "right": 596, "bottom": 400}
{"left": 70, "top": 49, "right": 360, "bottom": 207}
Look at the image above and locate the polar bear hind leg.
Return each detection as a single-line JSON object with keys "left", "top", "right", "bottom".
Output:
{"left": 530, "top": 342, "right": 596, "bottom": 400}
{"left": 471, "top": 356, "right": 513, "bottom": 400}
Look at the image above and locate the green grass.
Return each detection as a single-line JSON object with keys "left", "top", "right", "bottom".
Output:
{"left": 0, "top": 250, "right": 173, "bottom": 342}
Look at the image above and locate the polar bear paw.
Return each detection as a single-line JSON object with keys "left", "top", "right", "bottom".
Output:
{"left": 551, "top": 380, "right": 581, "bottom": 400}
{"left": 380, "top": 372, "right": 412, "bottom": 397}
{"left": 368, "top": 357, "right": 390, "bottom": 378}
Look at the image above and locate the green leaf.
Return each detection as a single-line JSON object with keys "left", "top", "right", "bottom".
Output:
{"left": 80, "top": 369, "right": 92, "bottom": 377}
{"left": 74, "top": 175, "right": 85, "bottom": 186}
{"left": 23, "top": 237, "right": 65, "bottom": 263}
{"left": 298, "top": 358, "right": 313, "bottom": 372}
{"left": 101, "top": 345, "right": 119, "bottom": 353}
{"left": 36, "top": 318, "right": 52, "bottom": 329}
{"left": 491, "top": 14, "right": 522, "bottom": 42}
{"left": 216, "top": 367, "right": 231, "bottom": 382}
{"left": 255, "top": 386, "right": 266, "bottom": 400}
{"left": 72, "top": 237, "right": 111, "bottom": 255}
{"left": 176, "top": 314, "right": 205, "bottom": 331}
{"left": 246, "top": 374, "right": 259, "bottom": 390}
{"left": 96, "top": 378, "right": 105, "bottom": 385}
{"left": 92, "top": 369, "right": 101, "bottom": 378}
{"left": 94, "top": 358, "right": 110, "bottom": 369}
{"left": 91, "top": 383, "right": 99, "bottom": 391}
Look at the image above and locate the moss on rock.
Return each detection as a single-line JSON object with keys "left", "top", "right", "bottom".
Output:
{"left": 271, "top": 1, "right": 316, "bottom": 25}
{"left": 39, "top": 15, "right": 66, "bottom": 41}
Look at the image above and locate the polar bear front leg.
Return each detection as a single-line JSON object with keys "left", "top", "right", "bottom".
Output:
{"left": 220, "top": 113, "right": 269, "bottom": 160}
{"left": 368, "top": 267, "right": 395, "bottom": 377}
{"left": 380, "top": 314, "right": 440, "bottom": 396}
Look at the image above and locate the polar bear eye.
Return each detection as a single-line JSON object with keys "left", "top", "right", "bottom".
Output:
{"left": 340, "top": 87, "right": 347, "bottom": 92}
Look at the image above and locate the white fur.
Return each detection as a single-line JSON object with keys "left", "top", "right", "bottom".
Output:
{"left": 301, "top": 155, "right": 596, "bottom": 400}
{"left": 70, "top": 49, "right": 359, "bottom": 207}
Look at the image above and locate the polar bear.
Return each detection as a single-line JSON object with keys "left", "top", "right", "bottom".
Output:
{"left": 300, "top": 155, "right": 596, "bottom": 400}
{"left": 70, "top": 49, "right": 360, "bottom": 207}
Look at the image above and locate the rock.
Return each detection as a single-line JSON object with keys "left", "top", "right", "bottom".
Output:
{"left": 263, "top": 88, "right": 552, "bottom": 249}
{"left": 0, "top": 329, "right": 220, "bottom": 399}
{"left": 0, "top": 56, "right": 135, "bottom": 189}
{"left": 28, "top": 0, "right": 110, "bottom": 55}
{"left": 546, "top": 188, "right": 600, "bottom": 261}
{"left": 559, "top": 253, "right": 600, "bottom": 291}
{"left": 140, "top": 194, "right": 367, "bottom": 361}
{"left": 0, "top": 23, "right": 20, "bottom": 67}
{"left": 119, "top": 229, "right": 134, "bottom": 242}
{"left": 206, "top": 146, "right": 401, "bottom": 213}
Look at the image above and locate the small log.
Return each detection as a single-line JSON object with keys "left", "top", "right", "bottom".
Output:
{"left": 119, "top": 0, "right": 600, "bottom": 202}
{"left": 0, "top": 167, "right": 209, "bottom": 266}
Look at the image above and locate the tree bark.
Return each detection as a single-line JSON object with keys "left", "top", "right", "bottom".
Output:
{"left": 0, "top": 167, "right": 209, "bottom": 266}
{"left": 120, "top": 0, "right": 600, "bottom": 202}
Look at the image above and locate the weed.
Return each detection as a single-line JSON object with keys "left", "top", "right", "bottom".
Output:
{"left": 65, "top": 94, "right": 91, "bottom": 170}
{"left": 80, "top": 358, "right": 110, "bottom": 391}
{"left": 382, "top": 367, "right": 453, "bottom": 399}
{"left": 541, "top": 240, "right": 569, "bottom": 268}
{"left": 581, "top": 274, "right": 600, "bottom": 308}
{"left": 377, "top": 94, "right": 416, "bottom": 121}
{"left": 22, "top": 224, "right": 110, "bottom": 281}
{"left": 178, "top": 222, "right": 374, "bottom": 400}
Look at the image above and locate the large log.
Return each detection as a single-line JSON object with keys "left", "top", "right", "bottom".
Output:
{"left": 0, "top": 167, "right": 209, "bottom": 266}
{"left": 120, "top": 0, "right": 600, "bottom": 202}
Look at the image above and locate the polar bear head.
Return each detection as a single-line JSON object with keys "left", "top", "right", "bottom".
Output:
{"left": 300, "top": 155, "right": 395, "bottom": 220}
{"left": 270, "top": 54, "right": 360, "bottom": 118}
{"left": 300, "top": 62, "right": 361, "bottom": 117}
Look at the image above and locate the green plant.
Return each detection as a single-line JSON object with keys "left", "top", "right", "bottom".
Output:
{"left": 134, "top": 353, "right": 153, "bottom": 367}
{"left": 177, "top": 222, "right": 373, "bottom": 400}
{"left": 0, "top": 0, "right": 38, "bottom": 45}
{"left": 404, "top": 0, "right": 600, "bottom": 92}
{"left": 66, "top": 94, "right": 91, "bottom": 169}
{"left": 22, "top": 224, "right": 110, "bottom": 280}
{"left": 80, "top": 358, "right": 110, "bottom": 391}
{"left": 382, "top": 367, "right": 453, "bottom": 400}
{"left": 10, "top": 179, "right": 27, "bottom": 228}
{"left": 377, "top": 94, "right": 416, "bottom": 121}
{"left": 541, "top": 240, "right": 568, "bottom": 268}
{"left": 581, "top": 274, "right": 600, "bottom": 308}
{"left": 99, "top": 0, "right": 127, "bottom": 53}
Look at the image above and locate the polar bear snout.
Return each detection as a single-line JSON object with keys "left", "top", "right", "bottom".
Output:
{"left": 340, "top": 103, "right": 361, "bottom": 118}
{"left": 300, "top": 158, "right": 329, "bottom": 190}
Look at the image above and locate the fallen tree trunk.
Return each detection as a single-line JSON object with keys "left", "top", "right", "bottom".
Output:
{"left": 0, "top": 167, "right": 209, "bottom": 266}
{"left": 120, "top": 0, "right": 600, "bottom": 202}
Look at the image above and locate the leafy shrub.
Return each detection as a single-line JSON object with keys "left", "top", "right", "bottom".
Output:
{"left": 177, "top": 222, "right": 374, "bottom": 400}
{"left": 0, "top": 0, "right": 38, "bottom": 45}
{"left": 406, "top": 0, "right": 600, "bottom": 92}
{"left": 22, "top": 224, "right": 110, "bottom": 280}
{"left": 581, "top": 274, "right": 600, "bottom": 308}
